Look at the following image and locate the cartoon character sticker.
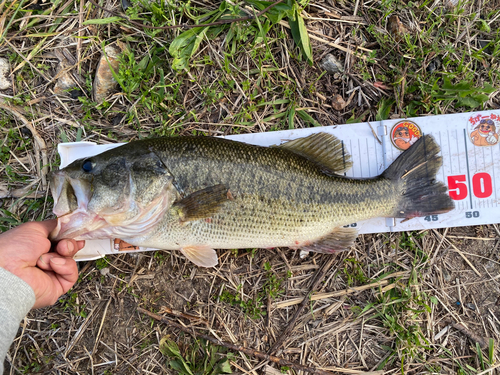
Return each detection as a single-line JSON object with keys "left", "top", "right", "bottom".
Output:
{"left": 390, "top": 121, "right": 422, "bottom": 150}
{"left": 468, "top": 113, "right": 499, "bottom": 147}
{"left": 114, "top": 238, "right": 140, "bottom": 251}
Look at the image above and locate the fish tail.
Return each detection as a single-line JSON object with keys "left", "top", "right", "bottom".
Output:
{"left": 382, "top": 135, "right": 454, "bottom": 219}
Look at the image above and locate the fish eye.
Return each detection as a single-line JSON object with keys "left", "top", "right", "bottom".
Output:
{"left": 82, "top": 159, "right": 93, "bottom": 172}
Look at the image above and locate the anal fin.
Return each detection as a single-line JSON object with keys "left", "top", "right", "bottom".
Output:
{"left": 180, "top": 246, "right": 218, "bottom": 267}
{"left": 301, "top": 227, "right": 358, "bottom": 254}
{"left": 173, "top": 184, "right": 228, "bottom": 222}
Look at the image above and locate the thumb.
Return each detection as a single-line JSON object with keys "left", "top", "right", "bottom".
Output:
{"left": 25, "top": 219, "right": 57, "bottom": 237}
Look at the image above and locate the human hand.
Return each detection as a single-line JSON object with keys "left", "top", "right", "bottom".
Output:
{"left": 0, "top": 220, "right": 85, "bottom": 309}
{"left": 487, "top": 134, "right": 498, "bottom": 145}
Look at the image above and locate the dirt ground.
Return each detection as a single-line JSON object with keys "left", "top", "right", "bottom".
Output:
{"left": 1, "top": 0, "right": 500, "bottom": 374}
{"left": 6, "top": 226, "right": 500, "bottom": 374}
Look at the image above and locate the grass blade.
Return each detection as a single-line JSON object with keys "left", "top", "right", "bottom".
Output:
{"left": 83, "top": 17, "right": 124, "bottom": 25}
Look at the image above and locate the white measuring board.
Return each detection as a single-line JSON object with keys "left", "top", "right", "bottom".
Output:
{"left": 58, "top": 110, "right": 500, "bottom": 260}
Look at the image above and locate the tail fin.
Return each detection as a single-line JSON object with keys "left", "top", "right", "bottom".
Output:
{"left": 382, "top": 135, "right": 454, "bottom": 219}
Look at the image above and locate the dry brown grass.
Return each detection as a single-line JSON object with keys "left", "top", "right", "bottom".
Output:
{"left": 1, "top": 0, "right": 500, "bottom": 374}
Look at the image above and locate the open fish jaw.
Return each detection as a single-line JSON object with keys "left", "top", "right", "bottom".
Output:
{"left": 50, "top": 159, "right": 176, "bottom": 241}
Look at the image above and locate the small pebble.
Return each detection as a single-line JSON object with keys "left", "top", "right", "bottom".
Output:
{"left": 53, "top": 61, "right": 79, "bottom": 97}
{"left": 444, "top": 0, "right": 459, "bottom": 8}
{"left": 69, "top": 89, "right": 84, "bottom": 99}
{"left": 112, "top": 113, "right": 126, "bottom": 126}
{"left": 0, "top": 57, "right": 12, "bottom": 90}
{"left": 442, "top": 268, "right": 452, "bottom": 282}
{"left": 26, "top": 0, "right": 47, "bottom": 10}
{"left": 331, "top": 94, "right": 347, "bottom": 110}
{"left": 478, "top": 40, "right": 489, "bottom": 49}
{"left": 427, "top": 58, "right": 441, "bottom": 73}
{"left": 320, "top": 54, "right": 344, "bottom": 74}
{"left": 100, "top": 267, "right": 110, "bottom": 276}
{"left": 465, "top": 303, "right": 476, "bottom": 311}
{"left": 387, "top": 15, "right": 408, "bottom": 42}
{"left": 20, "top": 127, "right": 32, "bottom": 138}
{"left": 93, "top": 45, "right": 122, "bottom": 103}
{"left": 122, "top": 0, "right": 132, "bottom": 11}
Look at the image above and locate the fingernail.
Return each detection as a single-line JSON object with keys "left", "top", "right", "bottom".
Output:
{"left": 39, "top": 255, "right": 47, "bottom": 265}
{"left": 51, "top": 257, "right": 66, "bottom": 265}
{"left": 67, "top": 241, "right": 74, "bottom": 254}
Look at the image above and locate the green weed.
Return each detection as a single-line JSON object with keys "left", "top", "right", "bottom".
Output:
{"left": 218, "top": 261, "right": 289, "bottom": 319}
{"left": 364, "top": 3, "right": 497, "bottom": 116}
{"left": 159, "top": 337, "right": 234, "bottom": 375}
{"left": 397, "top": 231, "right": 428, "bottom": 263}
{"left": 59, "top": 291, "right": 87, "bottom": 318}
{"left": 95, "top": 256, "right": 109, "bottom": 270}
{"left": 167, "top": 0, "right": 309, "bottom": 71}
{"left": 405, "top": 78, "right": 495, "bottom": 116}
{"left": 154, "top": 251, "right": 167, "bottom": 265}
{"left": 373, "top": 269, "right": 435, "bottom": 373}
{"left": 22, "top": 361, "right": 42, "bottom": 374}
{"left": 342, "top": 258, "right": 369, "bottom": 287}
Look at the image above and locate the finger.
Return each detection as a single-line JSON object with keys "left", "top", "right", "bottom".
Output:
{"left": 49, "top": 257, "right": 79, "bottom": 293}
{"left": 20, "top": 219, "right": 57, "bottom": 238}
{"left": 55, "top": 239, "right": 80, "bottom": 257}
{"left": 37, "top": 253, "right": 56, "bottom": 271}
{"left": 76, "top": 240, "right": 86, "bottom": 250}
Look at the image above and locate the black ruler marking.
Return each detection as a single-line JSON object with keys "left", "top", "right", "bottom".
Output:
{"left": 463, "top": 129, "right": 473, "bottom": 210}
{"left": 341, "top": 140, "right": 346, "bottom": 177}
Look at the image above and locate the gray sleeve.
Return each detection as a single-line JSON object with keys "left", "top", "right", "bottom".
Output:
{"left": 0, "top": 267, "right": 35, "bottom": 373}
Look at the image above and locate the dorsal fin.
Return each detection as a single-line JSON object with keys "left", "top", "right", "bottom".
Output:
{"left": 278, "top": 133, "right": 352, "bottom": 174}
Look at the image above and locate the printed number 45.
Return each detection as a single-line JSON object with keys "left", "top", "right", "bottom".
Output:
{"left": 424, "top": 215, "right": 438, "bottom": 222}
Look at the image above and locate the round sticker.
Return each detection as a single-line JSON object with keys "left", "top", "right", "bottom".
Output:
{"left": 390, "top": 121, "right": 422, "bottom": 151}
{"left": 467, "top": 113, "right": 499, "bottom": 147}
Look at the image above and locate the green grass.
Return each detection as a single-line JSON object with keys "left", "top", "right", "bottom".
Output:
{"left": 218, "top": 261, "right": 289, "bottom": 319}
{"left": 342, "top": 258, "right": 369, "bottom": 287}
{"left": 159, "top": 337, "right": 234, "bottom": 375}
{"left": 373, "top": 269, "right": 435, "bottom": 373}
{"left": 59, "top": 290, "right": 87, "bottom": 318}
{"left": 95, "top": 256, "right": 109, "bottom": 270}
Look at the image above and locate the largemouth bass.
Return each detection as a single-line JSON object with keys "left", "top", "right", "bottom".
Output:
{"left": 50, "top": 133, "right": 454, "bottom": 267}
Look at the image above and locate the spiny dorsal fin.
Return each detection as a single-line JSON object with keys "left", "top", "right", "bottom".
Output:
{"left": 278, "top": 133, "right": 353, "bottom": 175}
{"left": 300, "top": 226, "right": 358, "bottom": 254}
{"left": 173, "top": 184, "right": 228, "bottom": 222}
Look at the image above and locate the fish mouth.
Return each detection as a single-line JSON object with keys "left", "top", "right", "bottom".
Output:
{"left": 50, "top": 171, "right": 174, "bottom": 242}
{"left": 49, "top": 171, "right": 99, "bottom": 241}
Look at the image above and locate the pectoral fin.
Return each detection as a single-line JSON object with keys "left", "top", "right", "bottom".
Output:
{"left": 180, "top": 246, "right": 218, "bottom": 267}
{"left": 173, "top": 184, "right": 228, "bottom": 222}
{"left": 301, "top": 227, "right": 358, "bottom": 254}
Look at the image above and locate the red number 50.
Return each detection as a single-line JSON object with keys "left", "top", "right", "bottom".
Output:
{"left": 448, "top": 173, "right": 493, "bottom": 200}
